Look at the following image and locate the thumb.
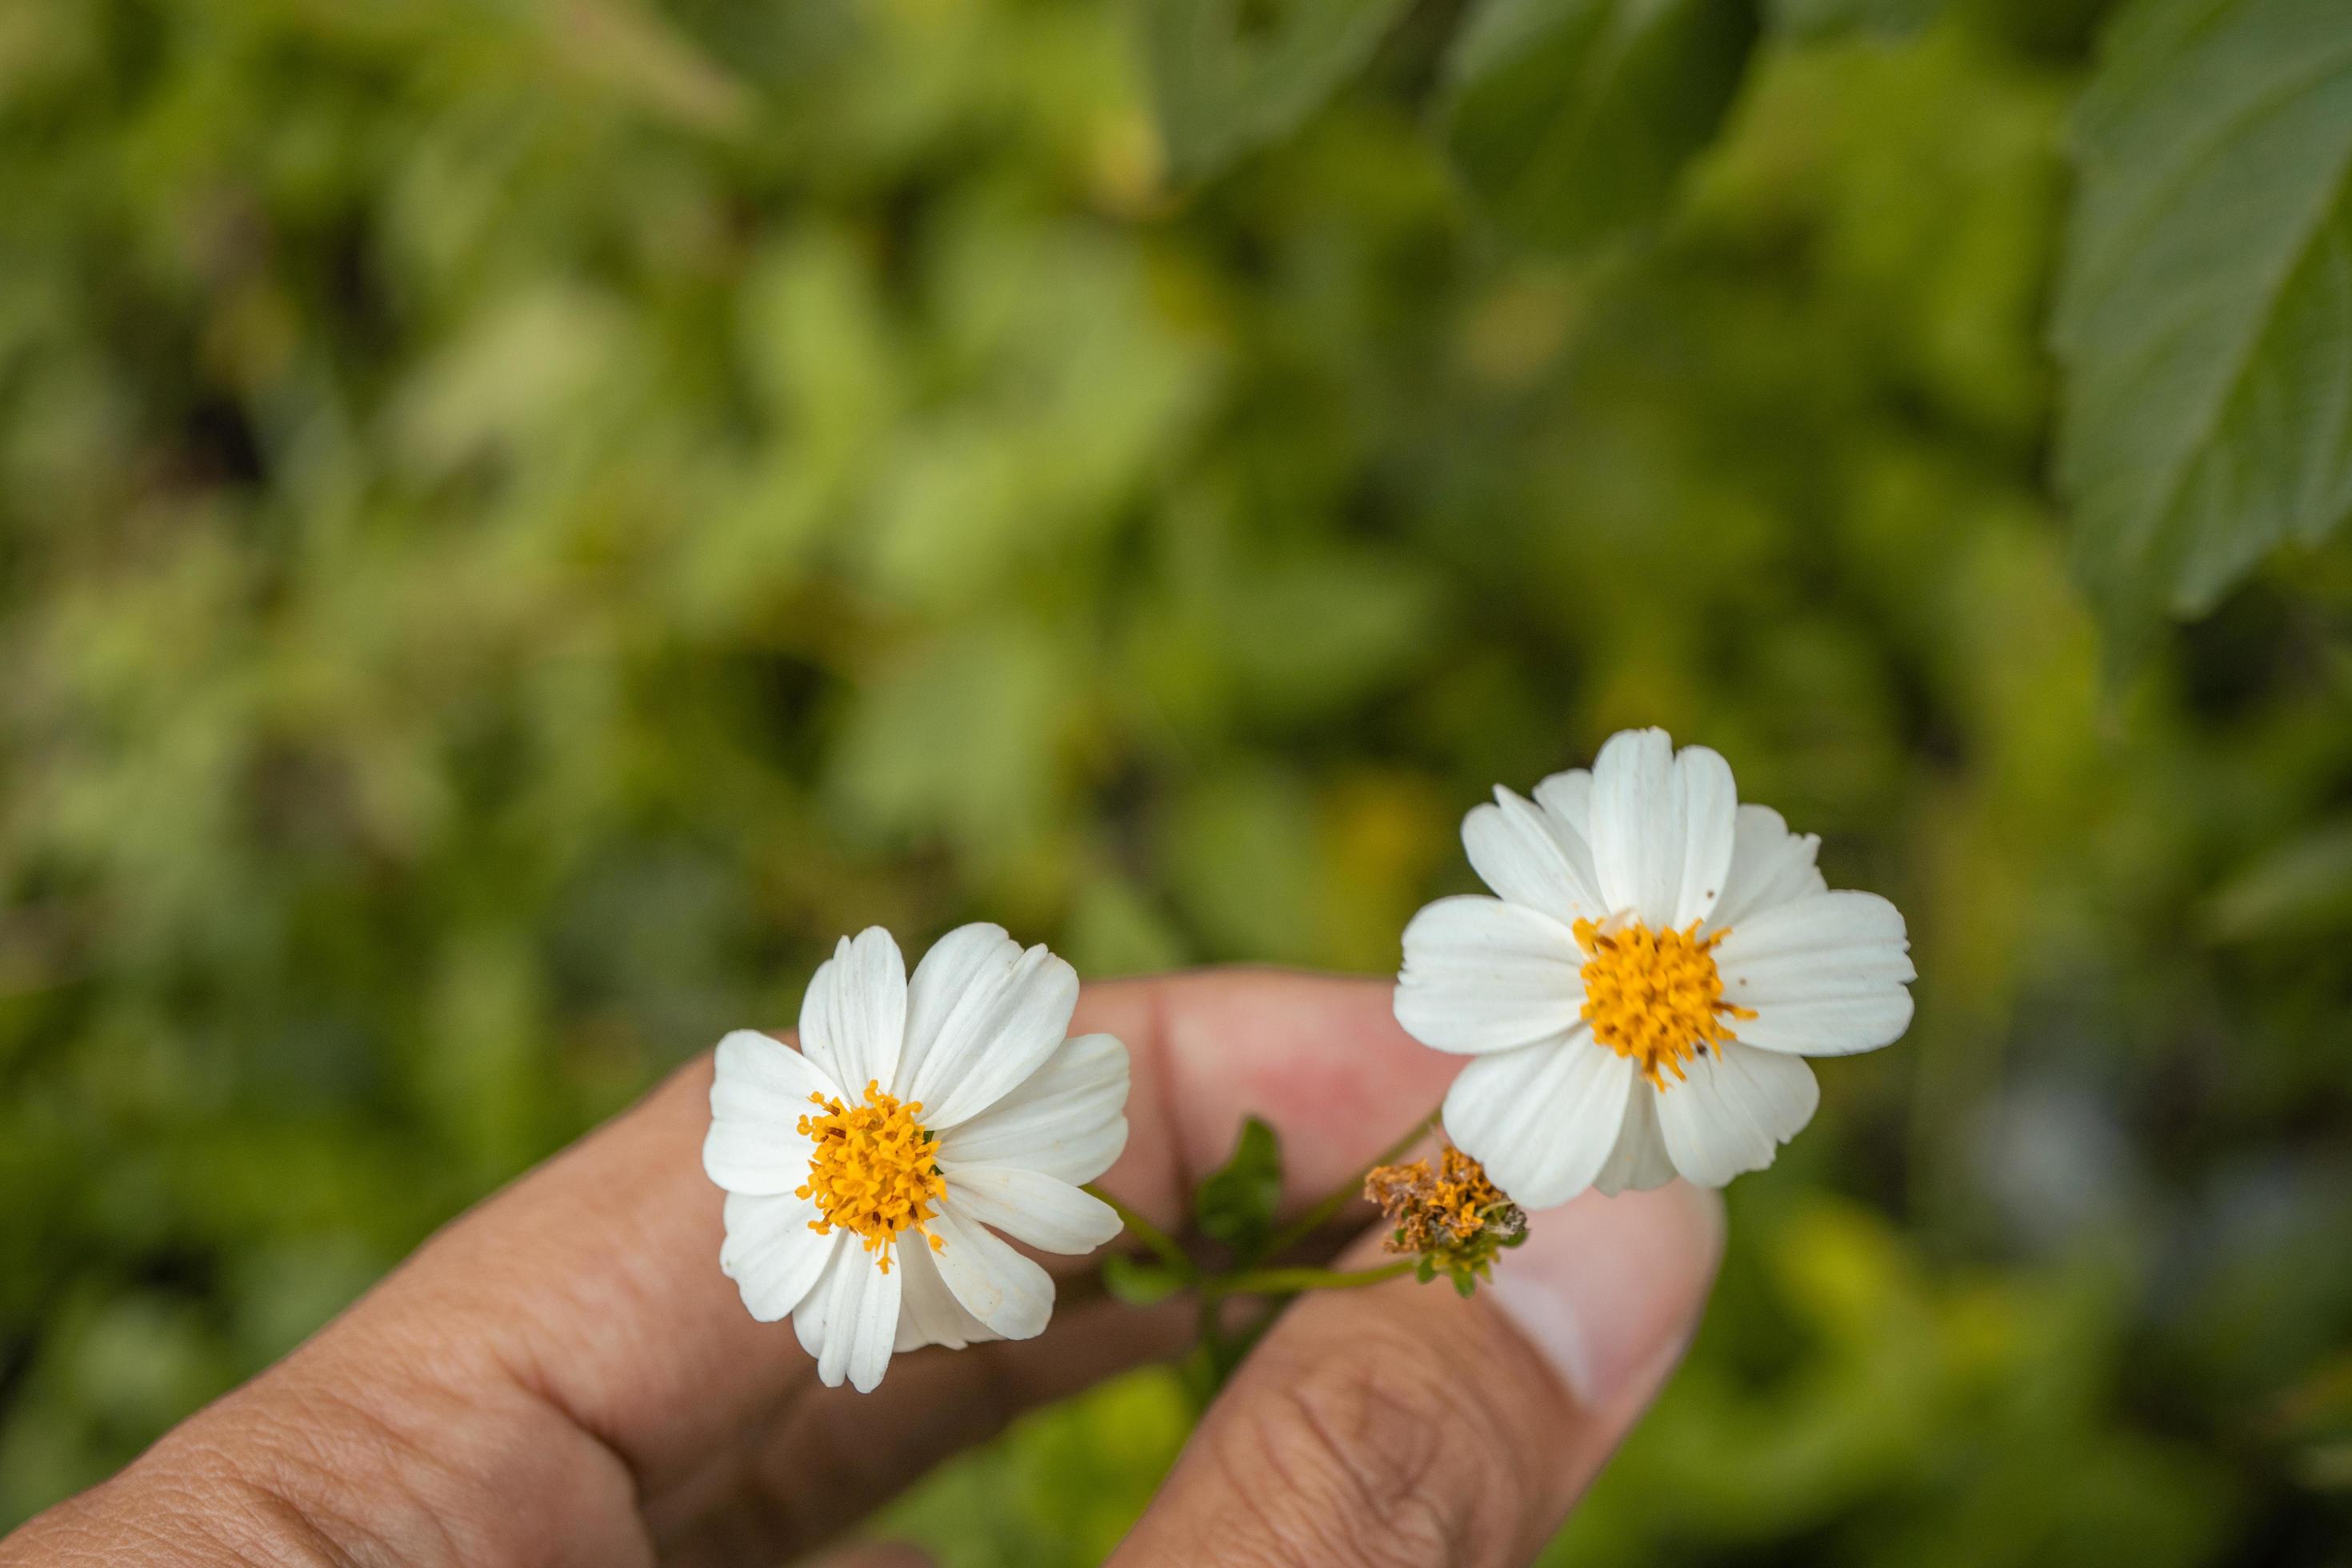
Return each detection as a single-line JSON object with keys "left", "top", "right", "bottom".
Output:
{"left": 1110, "top": 1181, "right": 1723, "bottom": 1567}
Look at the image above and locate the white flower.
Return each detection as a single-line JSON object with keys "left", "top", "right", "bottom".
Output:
{"left": 1395, "top": 728, "right": 1914, "bottom": 1206}
{"left": 703, "top": 923, "right": 1130, "bottom": 1392}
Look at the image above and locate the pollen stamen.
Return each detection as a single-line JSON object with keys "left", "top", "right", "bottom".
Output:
{"left": 795, "top": 1082, "right": 948, "bottom": 1273}
{"left": 1573, "top": 917, "right": 1755, "bottom": 1090}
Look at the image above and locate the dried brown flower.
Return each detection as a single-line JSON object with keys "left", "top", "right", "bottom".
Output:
{"left": 1364, "top": 1146, "right": 1528, "bottom": 1294}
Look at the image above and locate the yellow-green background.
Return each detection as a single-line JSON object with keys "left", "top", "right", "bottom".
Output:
{"left": 2, "top": 0, "right": 2349, "bottom": 1561}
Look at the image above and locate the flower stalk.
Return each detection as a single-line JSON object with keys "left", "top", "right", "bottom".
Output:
{"left": 1085, "top": 1184, "right": 1196, "bottom": 1280}
{"left": 1089, "top": 1103, "right": 1446, "bottom": 1330}
{"left": 1256, "top": 1106, "right": 1442, "bottom": 1262}
{"left": 1202, "top": 1261, "right": 1418, "bottom": 1298}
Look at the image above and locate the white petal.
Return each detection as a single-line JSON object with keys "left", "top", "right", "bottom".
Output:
{"left": 812, "top": 1242, "right": 902, "bottom": 1393}
{"left": 1736, "top": 991, "right": 1914, "bottom": 1056}
{"left": 703, "top": 1030, "right": 837, "bottom": 1195}
{"left": 927, "top": 1206, "right": 1055, "bottom": 1340}
{"left": 1530, "top": 767, "right": 1593, "bottom": 838}
{"left": 898, "top": 923, "right": 1013, "bottom": 1088}
{"left": 794, "top": 1238, "right": 842, "bottom": 1362}
{"left": 1442, "top": 1034, "right": 1634, "bottom": 1209}
{"left": 898, "top": 924, "right": 1079, "bottom": 1128}
{"left": 798, "top": 929, "right": 909, "bottom": 1099}
{"left": 1671, "top": 746, "right": 1738, "bottom": 927}
{"left": 1590, "top": 729, "right": 1678, "bottom": 923}
{"left": 718, "top": 1191, "right": 836, "bottom": 1322}
{"left": 1590, "top": 1074, "right": 1677, "bottom": 1196}
{"left": 934, "top": 1032, "right": 1129, "bottom": 1184}
{"left": 1462, "top": 786, "right": 1606, "bottom": 926}
{"left": 1654, "top": 1042, "right": 1819, "bottom": 1188}
{"left": 1588, "top": 729, "right": 1739, "bottom": 928}
{"left": 1716, "top": 890, "right": 1915, "bottom": 1056}
{"left": 938, "top": 1165, "right": 1122, "bottom": 1254}
{"left": 1394, "top": 896, "right": 1585, "bottom": 1054}
{"left": 893, "top": 1237, "right": 999, "bottom": 1354}
{"left": 1706, "top": 804, "right": 1827, "bottom": 930}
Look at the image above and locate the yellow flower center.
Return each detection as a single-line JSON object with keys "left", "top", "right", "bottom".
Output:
{"left": 1573, "top": 917, "right": 1755, "bottom": 1090}
{"left": 795, "top": 1082, "right": 947, "bottom": 1273}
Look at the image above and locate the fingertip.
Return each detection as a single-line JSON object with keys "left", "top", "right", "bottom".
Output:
{"left": 1486, "top": 1180, "right": 1724, "bottom": 1410}
{"left": 1080, "top": 969, "right": 1454, "bottom": 1202}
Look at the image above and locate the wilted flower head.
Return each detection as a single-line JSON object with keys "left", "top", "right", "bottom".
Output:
{"left": 703, "top": 925, "right": 1130, "bottom": 1392}
{"left": 1395, "top": 727, "right": 1914, "bottom": 1206}
{"left": 1366, "top": 1146, "right": 1528, "bottom": 1294}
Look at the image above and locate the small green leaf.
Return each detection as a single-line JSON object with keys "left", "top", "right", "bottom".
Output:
{"left": 1442, "top": 0, "right": 1762, "bottom": 255}
{"left": 1194, "top": 1114, "right": 1286, "bottom": 1258}
{"left": 1101, "top": 1253, "right": 1188, "bottom": 1306}
{"left": 1138, "top": 0, "right": 1416, "bottom": 182}
{"left": 2054, "top": 0, "right": 2352, "bottom": 662}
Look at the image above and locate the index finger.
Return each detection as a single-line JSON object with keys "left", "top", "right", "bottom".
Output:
{"left": 1077, "top": 967, "right": 1459, "bottom": 1225}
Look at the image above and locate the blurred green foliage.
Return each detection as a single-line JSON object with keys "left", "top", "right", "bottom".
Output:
{"left": 2, "top": 0, "right": 2350, "bottom": 1561}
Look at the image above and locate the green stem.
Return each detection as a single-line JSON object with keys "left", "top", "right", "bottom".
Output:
{"left": 1086, "top": 1183, "right": 1195, "bottom": 1278}
{"left": 1258, "top": 1106, "right": 1442, "bottom": 1261}
{"left": 1206, "top": 1260, "right": 1417, "bottom": 1298}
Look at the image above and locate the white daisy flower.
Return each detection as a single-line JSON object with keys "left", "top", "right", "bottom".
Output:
{"left": 1395, "top": 727, "right": 1914, "bottom": 1206}
{"left": 702, "top": 923, "right": 1130, "bottom": 1392}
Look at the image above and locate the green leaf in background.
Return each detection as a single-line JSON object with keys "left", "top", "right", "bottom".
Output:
{"left": 1767, "top": 0, "right": 1943, "bottom": 39}
{"left": 1219, "top": 551, "right": 1440, "bottom": 719}
{"left": 2205, "top": 816, "right": 2352, "bottom": 942}
{"left": 1443, "top": 0, "right": 1762, "bottom": 254}
{"left": 1138, "top": 0, "right": 1415, "bottom": 181}
{"left": 1162, "top": 766, "right": 1324, "bottom": 964}
{"left": 1193, "top": 1114, "right": 1286, "bottom": 1258}
{"left": 2053, "top": 0, "right": 2352, "bottom": 658}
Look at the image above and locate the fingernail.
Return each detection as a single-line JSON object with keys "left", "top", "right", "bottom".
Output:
{"left": 1486, "top": 1181, "right": 1725, "bottom": 1408}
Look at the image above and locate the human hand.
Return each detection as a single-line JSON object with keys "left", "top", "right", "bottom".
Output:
{"left": 2, "top": 970, "right": 1722, "bottom": 1567}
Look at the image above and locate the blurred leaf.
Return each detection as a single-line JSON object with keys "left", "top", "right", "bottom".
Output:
{"left": 1221, "top": 552, "right": 1441, "bottom": 718}
{"left": 830, "top": 620, "right": 1071, "bottom": 859}
{"left": 859, "top": 230, "right": 1213, "bottom": 609}
{"left": 1194, "top": 1114, "right": 1284, "bottom": 1257}
{"left": 2296, "top": 1438, "right": 2352, "bottom": 1492}
{"left": 1137, "top": 0, "right": 1414, "bottom": 180}
{"left": 882, "top": 1368, "right": 1190, "bottom": 1567}
{"left": 1316, "top": 770, "right": 1450, "bottom": 969}
{"left": 1163, "top": 766, "right": 1322, "bottom": 962}
{"left": 1768, "top": 0, "right": 1943, "bottom": 38}
{"left": 391, "top": 286, "right": 629, "bottom": 476}
{"left": 542, "top": 0, "right": 754, "bottom": 133}
{"left": 1444, "top": 0, "right": 1762, "bottom": 254}
{"left": 1062, "top": 876, "right": 1190, "bottom": 978}
{"left": 2206, "top": 817, "right": 2352, "bottom": 942}
{"left": 2053, "top": 0, "right": 2352, "bottom": 659}
{"left": 418, "top": 930, "right": 544, "bottom": 1175}
{"left": 738, "top": 227, "right": 901, "bottom": 457}
{"left": 2269, "top": 1349, "right": 2352, "bottom": 1438}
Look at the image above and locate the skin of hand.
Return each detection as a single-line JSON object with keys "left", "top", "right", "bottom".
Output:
{"left": 0, "top": 970, "right": 1723, "bottom": 1568}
